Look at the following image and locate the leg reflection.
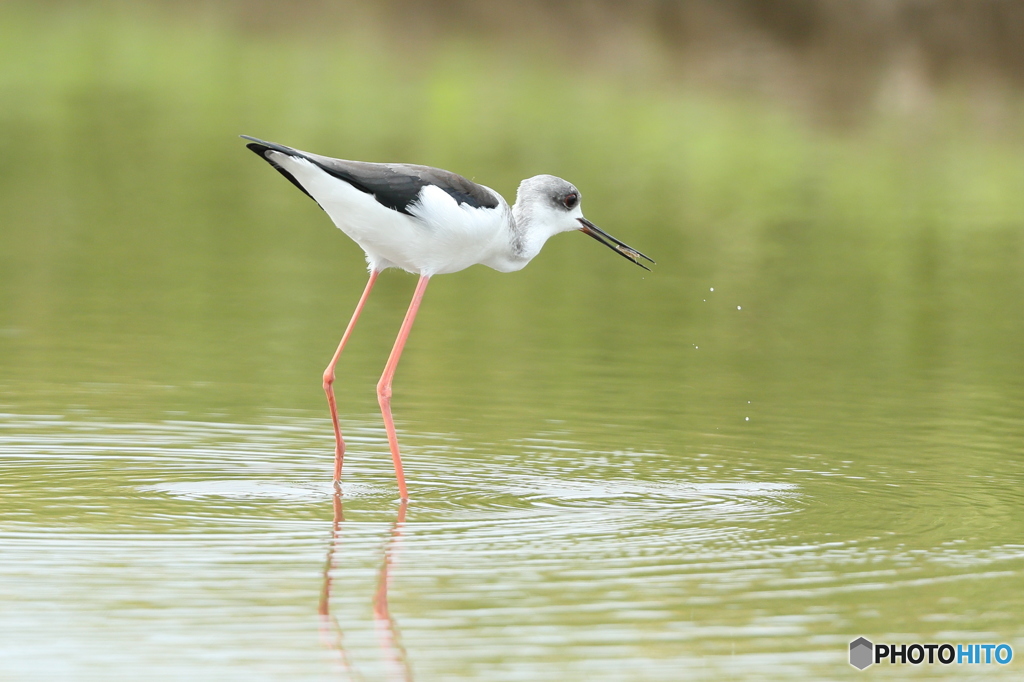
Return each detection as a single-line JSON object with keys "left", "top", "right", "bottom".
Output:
{"left": 373, "top": 499, "right": 411, "bottom": 681}
{"left": 319, "top": 492, "right": 362, "bottom": 679}
{"left": 319, "top": 492, "right": 413, "bottom": 681}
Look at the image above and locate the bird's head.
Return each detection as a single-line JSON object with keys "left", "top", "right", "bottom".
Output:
{"left": 514, "top": 175, "right": 654, "bottom": 270}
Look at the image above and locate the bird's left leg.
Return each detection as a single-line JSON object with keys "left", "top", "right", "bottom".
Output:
{"left": 324, "top": 270, "right": 379, "bottom": 485}
{"left": 376, "top": 275, "right": 430, "bottom": 499}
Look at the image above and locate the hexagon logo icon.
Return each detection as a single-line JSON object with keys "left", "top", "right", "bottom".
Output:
{"left": 850, "top": 637, "right": 874, "bottom": 669}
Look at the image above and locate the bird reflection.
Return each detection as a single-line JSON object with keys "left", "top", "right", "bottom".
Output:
{"left": 319, "top": 492, "right": 412, "bottom": 681}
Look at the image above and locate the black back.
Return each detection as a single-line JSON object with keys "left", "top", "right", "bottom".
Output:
{"left": 242, "top": 136, "right": 499, "bottom": 215}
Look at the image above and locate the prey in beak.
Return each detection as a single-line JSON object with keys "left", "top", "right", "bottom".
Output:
{"left": 578, "top": 218, "right": 655, "bottom": 271}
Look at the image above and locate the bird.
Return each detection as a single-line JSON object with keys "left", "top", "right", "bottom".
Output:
{"left": 242, "top": 135, "right": 653, "bottom": 499}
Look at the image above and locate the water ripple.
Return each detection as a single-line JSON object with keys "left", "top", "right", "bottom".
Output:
{"left": 2, "top": 412, "right": 1023, "bottom": 680}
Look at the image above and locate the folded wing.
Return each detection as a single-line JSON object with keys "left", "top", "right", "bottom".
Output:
{"left": 242, "top": 135, "right": 499, "bottom": 215}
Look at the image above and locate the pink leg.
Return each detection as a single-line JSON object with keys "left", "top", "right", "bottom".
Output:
{"left": 377, "top": 275, "right": 430, "bottom": 499}
{"left": 323, "top": 270, "right": 379, "bottom": 485}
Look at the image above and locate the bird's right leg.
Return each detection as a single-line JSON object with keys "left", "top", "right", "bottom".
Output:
{"left": 324, "top": 270, "right": 379, "bottom": 486}
{"left": 376, "top": 275, "right": 430, "bottom": 500}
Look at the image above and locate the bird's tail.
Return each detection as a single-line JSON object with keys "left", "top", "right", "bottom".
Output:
{"left": 240, "top": 134, "right": 315, "bottom": 201}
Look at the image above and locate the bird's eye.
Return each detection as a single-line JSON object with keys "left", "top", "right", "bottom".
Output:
{"left": 563, "top": 192, "right": 579, "bottom": 209}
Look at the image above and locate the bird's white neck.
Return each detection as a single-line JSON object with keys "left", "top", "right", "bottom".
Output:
{"left": 480, "top": 181, "right": 575, "bottom": 273}
{"left": 475, "top": 202, "right": 530, "bottom": 273}
{"left": 483, "top": 199, "right": 552, "bottom": 272}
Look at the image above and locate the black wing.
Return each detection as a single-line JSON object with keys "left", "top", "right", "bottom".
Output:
{"left": 241, "top": 135, "right": 499, "bottom": 215}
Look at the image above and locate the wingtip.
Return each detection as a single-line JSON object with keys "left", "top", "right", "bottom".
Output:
{"left": 241, "top": 136, "right": 316, "bottom": 201}
{"left": 240, "top": 135, "right": 270, "bottom": 157}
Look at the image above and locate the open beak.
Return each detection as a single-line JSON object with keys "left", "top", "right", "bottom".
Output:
{"left": 578, "top": 218, "right": 655, "bottom": 271}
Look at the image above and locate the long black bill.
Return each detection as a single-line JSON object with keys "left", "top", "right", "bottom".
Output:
{"left": 578, "top": 218, "right": 655, "bottom": 271}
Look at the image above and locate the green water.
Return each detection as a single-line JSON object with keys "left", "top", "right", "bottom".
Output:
{"left": 2, "top": 3, "right": 1024, "bottom": 680}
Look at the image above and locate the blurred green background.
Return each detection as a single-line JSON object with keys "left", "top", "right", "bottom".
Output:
{"left": 2, "top": 1, "right": 1024, "bottom": 679}
{"left": 4, "top": 0, "right": 1024, "bottom": 420}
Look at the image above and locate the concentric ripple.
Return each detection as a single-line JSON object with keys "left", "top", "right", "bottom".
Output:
{"left": 2, "top": 412, "right": 1023, "bottom": 681}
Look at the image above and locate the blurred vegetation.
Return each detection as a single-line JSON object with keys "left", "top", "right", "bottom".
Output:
{"left": 0, "top": 0, "right": 1023, "bottom": 431}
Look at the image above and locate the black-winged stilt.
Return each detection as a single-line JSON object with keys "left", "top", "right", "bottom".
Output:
{"left": 243, "top": 136, "right": 653, "bottom": 498}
